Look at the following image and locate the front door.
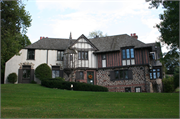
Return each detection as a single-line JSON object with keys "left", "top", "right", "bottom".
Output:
{"left": 87, "top": 71, "right": 94, "bottom": 85}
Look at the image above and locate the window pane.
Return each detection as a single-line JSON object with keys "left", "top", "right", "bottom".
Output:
{"left": 124, "top": 71, "right": 128, "bottom": 79}
{"left": 150, "top": 73, "right": 152, "bottom": 79}
{"left": 127, "top": 60, "right": 130, "bottom": 65}
{"left": 78, "top": 52, "right": 81, "bottom": 59}
{"left": 57, "top": 51, "right": 60, "bottom": 60}
{"left": 23, "top": 70, "right": 27, "bottom": 78}
{"left": 80, "top": 72, "right": 83, "bottom": 79}
{"left": 157, "top": 72, "right": 160, "bottom": 78}
{"left": 131, "top": 48, "right": 134, "bottom": 58}
{"left": 122, "top": 49, "right": 126, "bottom": 59}
{"left": 120, "top": 71, "right": 123, "bottom": 79}
{"left": 52, "top": 70, "right": 56, "bottom": 78}
{"left": 153, "top": 72, "right": 156, "bottom": 79}
{"left": 157, "top": 69, "right": 160, "bottom": 71}
{"left": 102, "top": 54, "right": 106, "bottom": 60}
{"left": 153, "top": 69, "right": 156, "bottom": 72}
{"left": 82, "top": 52, "right": 85, "bottom": 59}
{"left": 26, "top": 69, "right": 31, "bottom": 78}
{"left": 115, "top": 71, "right": 119, "bottom": 80}
{"left": 85, "top": 52, "right": 88, "bottom": 60}
{"left": 60, "top": 51, "right": 64, "bottom": 61}
{"left": 126, "top": 49, "right": 130, "bottom": 58}
{"left": 55, "top": 71, "right": 59, "bottom": 77}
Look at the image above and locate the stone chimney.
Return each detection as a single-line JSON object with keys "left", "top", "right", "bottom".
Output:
{"left": 131, "top": 33, "right": 138, "bottom": 39}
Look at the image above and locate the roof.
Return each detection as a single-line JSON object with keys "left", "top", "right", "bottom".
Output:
{"left": 25, "top": 38, "right": 76, "bottom": 50}
{"left": 25, "top": 34, "right": 154, "bottom": 52}
{"left": 90, "top": 34, "right": 151, "bottom": 53}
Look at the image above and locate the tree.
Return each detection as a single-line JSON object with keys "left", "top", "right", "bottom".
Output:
{"left": 1, "top": 0, "right": 32, "bottom": 83}
{"left": 146, "top": 0, "right": 179, "bottom": 74}
{"left": 88, "top": 30, "right": 107, "bottom": 38}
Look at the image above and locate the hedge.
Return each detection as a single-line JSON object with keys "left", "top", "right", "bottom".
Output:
{"left": 7, "top": 73, "right": 17, "bottom": 83}
{"left": 35, "top": 63, "right": 52, "bottom": 80}
{"left": 41, "top": 79, "right": 108, "bottom": 92}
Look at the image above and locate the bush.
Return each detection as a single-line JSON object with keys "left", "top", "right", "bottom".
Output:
{"left": 41, "top": 79, "right": 108, "bottom": 92}
{"left": 7, "top": 73, "right": 17, "bottom": 83}
{"left": 30, "top": 80, "right": 37, "bottom": 84}
{"left": 53, "top": 77, "right": 65, "bottom": 81}
{"left": 162, "top": 76, "right": 174, "bottom": 93}
{"left": 35, "top": 63, "right": 52, "bottom": 80}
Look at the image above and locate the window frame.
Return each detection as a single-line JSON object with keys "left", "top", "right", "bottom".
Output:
{"left": 149, "top": 67, "right": 161, "bottom": 80}
{"left": 27, "top": 49, "right": 35, "bottom": 60}
{"left": 57, "top": 50, "right": 64, "bottom": 61}
{"left": 112, "top": 70, "right": 133, "bottom": 81}
{"left": 122, "top": 47, "right": 135, "bottom": 66}
{"left": 52, "top": 66, "right": 63, "bottom": 78}
{"left": 78, "top": 51, "right": 88, "bottom": 60}
{"left": 22, "top": 65, "right": 31, "bottom": 80}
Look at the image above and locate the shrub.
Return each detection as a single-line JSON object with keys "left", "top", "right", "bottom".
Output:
{"left": 162, "top": 75, "right": 174, "bottom": 93}
{"left": 30, "top": 80, "right": 37, "bottom": 84}
{"left": 7, "top": 73, "right": 17, "bottom": 83}
{"left": 53, "top": 77, "right": 65, "bottom": 81}
{"left": 41, "top": 79, "right": 108, "bottom": 92}
{"left": 35, "top": 63, "right": 52, "bottom": 80}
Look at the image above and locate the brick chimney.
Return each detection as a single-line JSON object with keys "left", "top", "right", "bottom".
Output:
{"left": 131, "top": 33, "right": 138, "bottom": 39}
{"left": 40, "top": 36, "right": 43, "bottom": 40}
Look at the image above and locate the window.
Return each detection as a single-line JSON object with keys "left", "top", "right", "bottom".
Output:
{"left": 52, "top": 66, "right": 63, "bottom": 78}
{"left": 150, "top": 52, "right": 156, "bottom": 60}
{"left": 57, "top": 51, "right": 64, "bottom": 61}
{"left": 122, "top": 48, "right": 135, "bottom": 66}
{"left": 78, "top": 51, "right": 88, "bottom": 60}
{"left": 110, "top": 70, "right": 133, "bottom": 80}
{"left": 22, "top": 66, "right": 31, "bottom": 79}
{"left": 135, "top": 87, "right": 141, "bottom": 92}
{"left": 102, "top": 54, "right": 106, "bottom": 67}
{"left": 70, "top": 55, "right": 73, "bottom": 61}
{"left": 125, "top": 87, "right": 131, "bottom": 92}
{"left": 27, "top": 49, "right": 35, "bottom": 60}
{"left": 150, "top": 67, "right": 161, "bottom": 80}
{"left": 76, "top": 71, "right": 84, "bottom": 79}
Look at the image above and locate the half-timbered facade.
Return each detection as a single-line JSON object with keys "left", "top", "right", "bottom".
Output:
{"left": 4, "top": 33, "right": 163, "bottom": 92}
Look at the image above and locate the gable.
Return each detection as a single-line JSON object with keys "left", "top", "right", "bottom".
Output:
{"left": 69, "top": 34, "right": 98, "bottom": 51}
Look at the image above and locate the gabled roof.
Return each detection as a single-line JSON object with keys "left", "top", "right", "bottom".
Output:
{"left": 69, "top": 34, "right": 99, "bottom": 51}
{"left": 90, "top": 34, "right": 151, "bottom": 53}
{"left": 25, "top": 38, "right": 76, "bottom": 50}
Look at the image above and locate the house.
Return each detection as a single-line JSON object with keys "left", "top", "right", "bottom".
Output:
{"left": 4, "top": 33, "right": 163, "bottom": 92}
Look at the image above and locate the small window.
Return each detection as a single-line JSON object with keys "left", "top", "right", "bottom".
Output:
{"left": 70, "top": 55, "right": 73, "bottom": 61}
{"left": 122, "top": 48, "right": 135, "bottom": 65}
{"left": 57, "top": 51, "right": 64, "bottom": 61}
{"left": 76, "top": 71, "right": 84, "bottom": 79}
{"left": 52, "top": 66, "right": 63, "bottom": 78}
{"left": 125, "top": 87, "right": 131, "bottom": 92}
{"left": 111, "top": 70, "right": 132, "bottom": 80}
{"left": 78, "top": 51, "right": 88, "bottom": 60}
{"left": 102, "top": 54, "right": 106, "bottom": 60}
{"left": 27, "top": 49, "right": 35, "bottom": 60}
{"left": 150, "top": 67, "right": 161, "bottom": 80}
{"left": 135, "top": 87, "right": 141, "bottom": 92}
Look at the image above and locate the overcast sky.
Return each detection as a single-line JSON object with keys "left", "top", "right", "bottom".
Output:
{"left": 24, "top": 0, "right": 168, "bottom": 53}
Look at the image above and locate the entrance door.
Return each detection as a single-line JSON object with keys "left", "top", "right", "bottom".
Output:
{"left": 87, "top": 71, "right": 94, "bottom": 85}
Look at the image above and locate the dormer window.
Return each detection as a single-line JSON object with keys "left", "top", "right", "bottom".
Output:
{"left": 122, "top": 48, "right": 135, "bottom": 66}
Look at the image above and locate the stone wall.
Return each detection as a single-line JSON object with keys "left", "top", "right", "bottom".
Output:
{"left": 97, "top": 66, "right": 150, "bottom": 92}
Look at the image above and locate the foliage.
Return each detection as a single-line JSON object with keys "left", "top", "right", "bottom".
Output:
{"left": 1, "top": 84, "right": 179, "bottom": 118}
{"left": 1, "top": 0, "right": 32, "bottom": 83}
{"left": 35, "top": 63, "right": 52, "bottom": 81}
{"left": 146, "top": 1, "right": 179, "bottom": 74}
{"left": 30, "top": 80, "right": 37, "bottom": 84}
{"left": 162, "top": 75, "right": 174, "bottom": 92}
{"left": 7, "top": 73, "right": 17, "bottom": 83}
{"left": 41, "top": 79, "right": 108, "bottom": 92}
{"left": 53, "top": 77, "right": 65, "bottom": 81}
{"left": 88, "top": 30, "right": 107, "bottom": 38}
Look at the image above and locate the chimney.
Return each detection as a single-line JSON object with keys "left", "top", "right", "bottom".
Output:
{"left": 40, "top": 36, "right": 43, "bottom": 40}
{"left": 131, "top": 33, "right": 138, "bottom": 39}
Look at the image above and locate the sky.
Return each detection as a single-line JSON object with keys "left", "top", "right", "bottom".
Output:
{"left": 24, "top": 0, "right": 168, "bottom": 53}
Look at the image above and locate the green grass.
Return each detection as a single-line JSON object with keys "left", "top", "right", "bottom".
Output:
{"left": 1, "top": 84, "right": 179, "bottom": 118}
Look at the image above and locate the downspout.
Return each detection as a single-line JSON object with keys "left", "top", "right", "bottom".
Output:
{"left": 47, "top": 50, "right": 48, "bottom": 64}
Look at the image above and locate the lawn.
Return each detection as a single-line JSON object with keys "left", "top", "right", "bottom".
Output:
{"left": 1, "top": 84, "right": 179, "bottom": 118}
